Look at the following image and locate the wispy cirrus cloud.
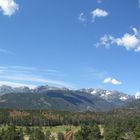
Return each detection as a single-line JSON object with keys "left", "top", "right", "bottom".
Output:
{"left": 85, "top": 67, "right": 108, "bottom": 80}
{"left": 0, "top": 0, "right": 19, "bottom": 16}
{"left": 97, "top": 0, "right": 103, "bottom": 3}
{"left": 138, "top": 0, "right": 140, "bottom": 7}
{"left": 91, "top": 8, "right": 108, "bottom": 22}
{"left": 0, "top": 81, "right": 36, "bottom": 88}
{"left": 78, "top": 12, "right": 87, "bottom": 24}
{"left": 0, "top": 66, "right": 74, "bottom": 88}
{"left": 0, "top": 48, "right": 15, "bottom": 55}
{"left": 0, "top": 75, "right": 72, "bottom": 88}
{"left": 104, "top": 77, "right": 122, "bottom": 85}
{"left": 96, "top": 27, "right": 140, "bottom": 52}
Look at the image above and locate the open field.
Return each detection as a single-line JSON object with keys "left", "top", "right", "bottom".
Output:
{"left": 0, "top": 125, "right": 80, "bottom": 140}
{"left": 0, "top": 125, "right": 80, "bottom": 133}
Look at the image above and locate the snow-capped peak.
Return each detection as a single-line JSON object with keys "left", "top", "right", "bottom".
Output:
{"left": 105, "top": 90, "right": 112, "bottom": 95}
{"left": 89, "top": 88, "right": 131, "bottom": 102}
{"left": 120, "top": 96, "right": 128, "bottom": 101}
{"left": 91, "top": 89, "right": 97, "bottom": 95}
{"left": 135, "top": 92, "right": 140, "bottom": 99}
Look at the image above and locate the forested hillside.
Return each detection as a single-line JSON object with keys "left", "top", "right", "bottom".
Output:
{"left": 0, "top": 109, "right": 140, "bottom": 140}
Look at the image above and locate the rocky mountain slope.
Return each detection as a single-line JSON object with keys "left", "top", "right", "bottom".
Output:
{"left": 0, "top": 85, "right": 136, "bottom": 112}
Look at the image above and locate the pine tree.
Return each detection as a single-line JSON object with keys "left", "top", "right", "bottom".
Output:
{"left": 57, "top": 132, "right": 64, "bottom": 140}
{"left": 134, "top": 123, "right": 140, "bottom": 140}
{"left": 88, "top": 124, "right": 101, "bottom": 140}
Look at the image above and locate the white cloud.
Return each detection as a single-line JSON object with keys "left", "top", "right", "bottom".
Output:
{"left": 91, "top": 8, "right": 108, "bottom": 22}
{"left": 104, "top": 77, "right": 122, "bottom": 85}
{"left": 0, "top": 48, "right": 15, "bottom": 55}
{"left": 96, "top": 27, "right": 140, "bottom": 52}
{"left": 0, "top": 0, "right": 19, "bottom": 16}
{"left": 78, "top": 12, "right": 87, "bottom": 24}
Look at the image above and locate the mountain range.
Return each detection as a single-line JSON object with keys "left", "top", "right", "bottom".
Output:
{"left": 0, "top": 85, "right": 139, "bottom": 112}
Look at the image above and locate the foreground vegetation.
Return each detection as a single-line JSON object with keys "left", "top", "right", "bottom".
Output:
{"left": 0, "top": 109, "right": 140, "bottom": 140}
{"left": 0, "top": 125, "right": 79, "bottom": 140}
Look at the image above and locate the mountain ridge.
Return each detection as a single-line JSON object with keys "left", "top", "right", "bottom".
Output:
{"left": 0, "top": 85, "right": 137, "bottom": 112}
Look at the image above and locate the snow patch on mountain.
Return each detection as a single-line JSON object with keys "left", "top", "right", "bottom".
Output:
{"left": 135, "top": 92, "right": 140, "bottom": 99}
{"left": 106, "top": 91, "right": 112, "bottom": 95}
{"left": 90, "top": 88, "right": 132, "bottom": 103}
{"left": 120, "top": 96, "right": 128, "bottom": 101}
{"left": 91, "top": 90, "right": 97, "bottom": 95}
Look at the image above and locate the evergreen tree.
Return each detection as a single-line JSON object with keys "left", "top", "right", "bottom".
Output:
{"left": 88, "top": 124, "right": 101, "bottom": 140}
{"left": 50, "top": 136, "right": 55, "bottom": 140}
{"left": 134, "top": 123, "right": 140, "bottom": 140}
{"left": 45, "top": 130, "right": 51, "bottom": 140}
{"left": 74, "top": 131, "right": 83, "bottom": 140}
{"left": 34, "top": 128, "right": 45, "bottom": 140}
{"left": 57, "top": 132, "right": 64, "bottom": 140}
{"left": 79, "top": 124, "right": 91, "bottom": 140}
{"left": 104, "top": 128, "right": 118, "bottom": 140}
{"left": 25, "top": 126, "right": 31, "bottom": 135}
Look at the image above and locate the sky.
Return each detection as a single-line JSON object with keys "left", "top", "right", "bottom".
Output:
{"left": 0, "top": 0, "right": 140, "bottom": 94}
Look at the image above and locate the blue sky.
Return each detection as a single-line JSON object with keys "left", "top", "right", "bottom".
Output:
{"left": 0, "top": 0, "right": 140, "bottom": 94}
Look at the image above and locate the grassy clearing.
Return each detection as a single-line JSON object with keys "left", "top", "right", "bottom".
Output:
{"left": 42, "top": 125, "right": 80, "bottom": 133}
{"left": 0, "top": 125, "right": 80, "bottom": 133}
{"left": 0, "top": 125, "right": 80, "bottom": 140}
